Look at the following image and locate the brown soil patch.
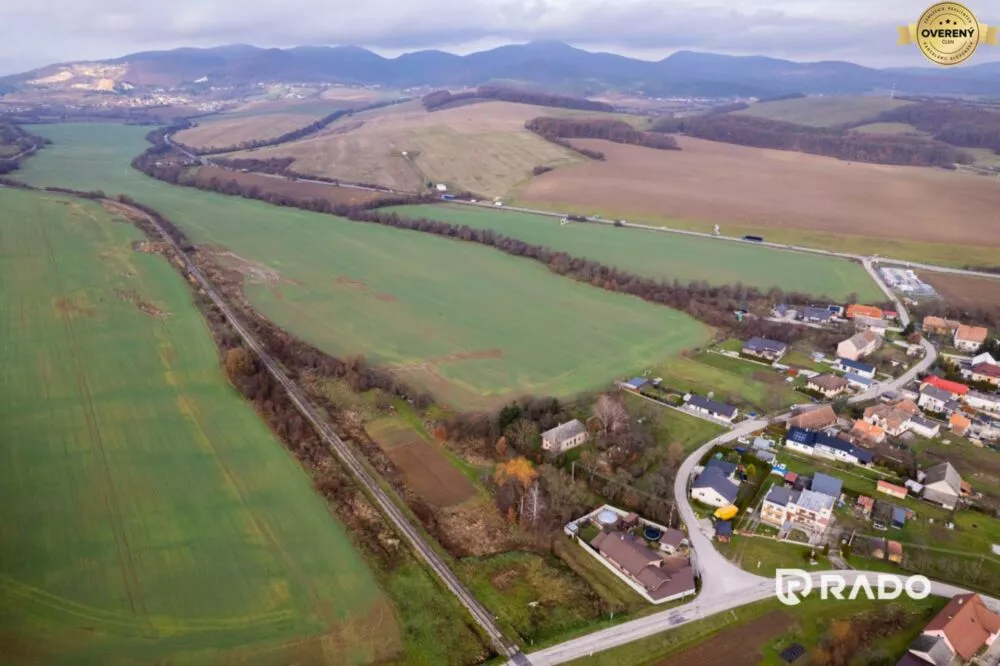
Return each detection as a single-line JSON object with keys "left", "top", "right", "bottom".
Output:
{"left": 53, "top": 298, "right": 96, "bottom": 318}
{"left": 193, "top": 166, "right": 387, "bottom": 206}
{"left": 520, "top": 137, "right": 1000, "bottom": 246}
{"left": 114, "top": 288, "right": 171, "bottom": 319}
{"left": 435, "top": 497, "right": 523, "bottom": 557}
{"left": 334, "top": 275, "right": 397, "bottom": 302}
{"left": 200, "top": 247, "right": 291, "bottom": 287}
{"left": 920, "top": 271, "right": 1000, "bottom": 309}
{"left": 383, "top": 441, "right": 476, "bottom": 507}
{"left": 657, "top": 611, "right": 795, "bottom": 666}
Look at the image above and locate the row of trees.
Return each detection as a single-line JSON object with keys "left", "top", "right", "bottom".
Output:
{"left": 0, "top": 122, "right": 50, "bottom": 174}
{"left": 651, "top": 114, "right": 972, "bottom": 167}
{"left": 526, "top": 116, "right": 680, "bottom": 153}
{"left": 871, "top": 102, "right": 1000, "bottom": 152}
{"left": 422, "top": 86, "right": 615, "bottom": 113}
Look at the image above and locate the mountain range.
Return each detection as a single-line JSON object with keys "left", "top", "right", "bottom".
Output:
{"left": 6, "top": 41, "right": 1000, "bottom": 98}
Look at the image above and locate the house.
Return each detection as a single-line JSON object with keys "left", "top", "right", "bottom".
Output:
{"left": 876, "top": 480, "right": 908, "bottom": 500}
{"left": 787, "top": 405, "right": 838, "bottom": 431}
{"left": 752, "top": 437, "right": 774, "bottom": 452}
{"left": 691, "top": 466, "right": 740, "bottom": 508}
{"left": 836, "top": 358, "right": 877, "bottom": 379}
{"left": 922, "top": 462, "right": 963, "bottom": 509}
{"left": 686, "top": 394, "right": 739, "bottom": 422}
{"left": 807, "top": 374, "right": 849, "bottom": 398}
{"left": 658, "top": 528, "right": 687, "bottom": 555}
{"left": 857, "top": 495, "right": 875, "bottom": 518}
{"left": 590, "top": 530, "right": 696, "bottom": 602}
{"left": 755, "top": 450, "right": 777, "bottom": 464}
{"left": 785, "top": 427, "right": 873, "bottom": 466}
{"left": 801, "top": 306, "right": 834, "bottom": 324}
{"left": 851, "top": 419, "right": 886, "bottom": 445}
{"left": 837, "top": 330, "right": 882, "bottom": 361}
{"left": 966, "top": 391, "right": 1000, "bottom": 413}
{"left": 909, "top": 416, "right": 942, "bottom": 439}
{"left": 922, "top": 375, "right": 971, "bottom": 399}
{"left": 865, "top": 399, "right": 920, "bottom": 436}
{"left": 919, "top": 385, "right": 954, "bottom": 413}
{"left": 923, "top": 316, "right": 961, "bottom": 336}
{"left": 854, "top": 315, "right": 889, "bottom": 332}
{"left": 541, "top": 420, "right": 590, "bottom": 453}
{"left": 810, "top": 472, "right": 843, "bottom": 499}
{"left": 742, "top": 337, "right": 789, "bottom": 362}
{"left": 954, "top": 325, "right": 989, "bottom": 353}
{"left": 845, "top": 373, "right": 875, "bottom": 390}
{"left": 970, "top": 363, "right": 1000, "bottom": 387}
{"left": 871, "top": 538, "right": 904, "bottom": 563}
{"left": 772, "top": 304, "right": 796, "bottom": 319}
{"left": 622, "top": 376, "right": 648, "bottom": 392}
{"left": 901, "top": 634, "right": 955, "bottom": 666}
{"left": 846, "top": 304, "right": 884, "bottom": 321}
{"left": 922, "top": 593, "right": 1000, "bottom": 661}
{"left": 761, "top": 486, "right": 835, "bottom": 533}
{"left": 950, "top": 413, "right": 972, "bottom": 436}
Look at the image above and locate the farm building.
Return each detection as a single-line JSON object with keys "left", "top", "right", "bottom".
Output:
{"left": 685, "top": 394, "right": 739, "bottom": 422}
{"left": 787, "top": 405, "right": 838, "bottom": 431}
{"left": 807, "top": 374, "right": 849, "bottom": 398}
{"left": 742, "top": 337, "right": 789, "bottom": 362}
{"left": 876, "top": 480, "right": 908, "bottom": 500}
{"left": 835, "top": 358, "right": 876, "bottom": 379}
{"left": 541, "top": 419, "right": 590, "bottom": 453}
{"left": 837, "top": 330, "right": 882, "bottom": 361}
{"left": 954, "top": 325, "right": 989, "bottom": 352}
{"left": 922, "top": 462, "right": 963, "bottom": 510}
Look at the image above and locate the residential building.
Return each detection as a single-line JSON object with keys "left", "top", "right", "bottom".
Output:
{"left": 922, "top": 593, "right": 1000, "bottom": 661}
{"left": 845, "top": 373, "right": 874, "bottom": 390}
{"left": 922, "top": 462, "right": 963, "bottom": 509}
{"left": 971, "top": 352, "right": 998, "bottom": 368}
{"left": 851, "top": 419, "right": 886, "bottom": 445}
{"left": 787, "top": 405, "right": 838, "bottom": 431}
{"left": 810, "top": 472, "right": 843, "bottom": 499}
{"left": 837, "top": 330, "right": 882, "bottom": 361}
{"left": 967, "top": 391, "right": 1000, "bottom": 413}
{"left": 801, "top": 306, "right": 834, "bottom": 324}
{"left": 541, "top": 419, "right": 590, "bottom": 453}
{"left": 760, "top": 486, "right": 835, "bottom": 533}
{"left": 909, "top": 416, "right": 941, "bottom": 439}
{"left": 865, "top": 399, "right": 921, "bottom": 436}
{"left": 772, "top": 304, "right": 796, "bottom": 319}
{"left": 836, "top": 358, "right": 877, "bottom": 379}
{"left": 921, "top": 375, "right": 970, "bottom": 398}
{"left": 622, "top": 376, "right": 648, "bottom": 392}
{"left": 854, "top": 315, "right": 889, "bottom": 332}
{"left": 954, "top": 325, "right": 989, "bottom": 353}
{"left": 970, "top": 363, "right": 1000, "bottom": 387}
{"left": 923, "top": 316, "right": 961, "bottom": 336}
{"left": 685, "top": 394, "right": 739, "bottom": 422}
{"left": 755, "top": 450, "right": 777, "bottom": 464}
{"left": 785, "top": 427, "right": 873, "bottom": 466}
{"left": 742, "top": 337, "right": 789, "bottom": 362}
{"left": 691, "top": 466, "right": 739, "bottom": 508}
{"left": 876, "top": 480, "right": 908, "bottom": 500}
{"left": 590, "top": 530, "right": 696, "bottom": 602}
{"left": 846, "top": 304, "right": 884, "bottom": 321}
{"left": 919, "top": 386, "right": 954, "bottom": 413}
{"left": 901, "top": 634, "right": 955, "bottom": 666}
{"left": 950, "top": 413, "right": 972, "bottom": 437}
{"left": 807, "top": 374, "right": 849, "bottom": 398}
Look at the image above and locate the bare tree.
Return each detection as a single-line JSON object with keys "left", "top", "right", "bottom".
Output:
{"left": 593, "top": 394, "right": 629, "bottom": 441}
{"left": 505, "top": 418, "right": 539, "bottom": 453}
{"left": 520, "top": 482, "right": 546, "bottom": 530}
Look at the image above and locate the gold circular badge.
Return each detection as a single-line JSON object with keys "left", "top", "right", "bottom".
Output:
{"left": 916, "top": 2, "right": 981, "bottom": 65}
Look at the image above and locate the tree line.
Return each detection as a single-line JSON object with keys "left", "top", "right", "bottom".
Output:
{"left": 650, "top": 113, "right": 972, "bottom": 167}
{"left": 0, "top": 122, "right": 50, "bottom": 174}
{"left": 526, "top": 116, "right": 680, "bottom": 155}
{"left": 422, "top": 86, "right": 615, "bottom": 113}
{"left": 867, "top": 101, "right": 1000, "bottom": 153}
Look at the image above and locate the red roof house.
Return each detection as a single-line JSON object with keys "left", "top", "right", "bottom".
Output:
{"left": 921, "top": 375, "right": 970, "bottom": 397}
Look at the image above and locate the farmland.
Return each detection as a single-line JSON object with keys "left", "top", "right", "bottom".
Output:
{"left": 223, "top": 100, "right": 585, "bottom": 196}
{"left": 15, "top": 123, "right": 711, "bottom": 410}
{"left": 733, "top": 96, "right": 914, "bottom": 127}
{"left": 0, "top": 187, "right": 397, "bottom": 664}
{"left": 193, "top": 165, "right": 386, "bottom": 206}
{"left": 920, "top": 271, "right": 1000, "bottom": 310}
{"left": 516, "top": 136, "right": 1000, "bottom": 268}
{"left": 391, "top": 203, "right": 882, "bottom": 301}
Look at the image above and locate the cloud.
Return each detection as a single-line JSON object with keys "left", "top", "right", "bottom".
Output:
{"left": 1, "top": 0, "right": 998, "bottom": 73}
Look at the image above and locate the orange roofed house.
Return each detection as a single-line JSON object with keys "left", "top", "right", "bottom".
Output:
{"left": 950, "top": 413, "right": 972, "bottom": 437}
{"left": 850, "top": 419, "right": 886, "bottom": 446}
{"left": 954, "top": 325, "right": 989, "bottom": 353}
{"left": 923, "top": 316, "right": 961, "bottom": 337}
{"left": 846, "top": 304, "right": 884, "bottom": 321}
{"left": 906, "top": 593, "right": 1000, "bottom": 663}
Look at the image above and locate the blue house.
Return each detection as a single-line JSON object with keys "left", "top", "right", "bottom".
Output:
{"left": 836, "top": 358, "right": 877, "bottom": 379}
{"left": 623, "top": 377, "right": 648, "bottom": 391}
{"left": 785, "top": 427, "right": 873, "bottom": 467}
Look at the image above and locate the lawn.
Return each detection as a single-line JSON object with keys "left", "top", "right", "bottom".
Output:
{"left": 391, "top": 204, "right": 883, "bottom": 301}
{"left": 652, "top": 352, "right": 803, "bottom": 413}
{"left": 14, "top": 123, "right": 711, "bottom": 411}
{"left": 733, "top": 96, "right": 915, "bottom": 127}
{"left": 717, "top": 537, "right": 817, "bottom": 578}
{"left": 623, "top": 393, "right": 726, "bottom": 454}
{"left": 0, "top": 188, "right": 398, "bottom": 664}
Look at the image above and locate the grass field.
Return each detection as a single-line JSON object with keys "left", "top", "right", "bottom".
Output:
{"left": 15, "top": 123, "right": 710, "bottom": 410}
{"left": 225, "top": 100, "right": 585, "bottom": 197}
{"left": 392, "top": 204, "right": 881, "bottom": 301}
{"left": 733, "top": 96, "right": 914, "bottom": 127}
{"left": 851, "top": 122, "right": 924, "bottom": 135}
{"left": 622, "top": 393, "right": 726, "bottom": 454}
{"left": 0, "top": 188, "right": 397, "bottom": 664}
{"left": 514, "top": 136, "right": 1000, "bottom": 269}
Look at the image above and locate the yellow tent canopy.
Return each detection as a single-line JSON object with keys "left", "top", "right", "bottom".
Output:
{"left": 714, "top": 504, "right": 739, "bottom": 521}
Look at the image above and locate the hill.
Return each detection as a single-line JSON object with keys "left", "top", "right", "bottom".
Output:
{"left": 7, "top": 42, "right": 1000, "bottom": 98}
{"left": 733, "top": 96, "right": 915, "bottom": 127}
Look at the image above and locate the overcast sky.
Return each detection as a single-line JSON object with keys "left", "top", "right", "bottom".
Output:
{"left": 2, "top": 0, "right": 999, "bottom": 75}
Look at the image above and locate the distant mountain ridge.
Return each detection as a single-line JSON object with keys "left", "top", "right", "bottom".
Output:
{"left": 6, "top": 41, "right": 1000, "bottom": 97}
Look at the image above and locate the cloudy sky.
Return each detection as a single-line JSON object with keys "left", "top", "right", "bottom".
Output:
{"left": 2, "top": 0, "right": 999, "bottom": 74}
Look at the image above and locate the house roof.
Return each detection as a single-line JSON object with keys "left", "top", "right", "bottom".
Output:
{"left": 877, "top": 480, "right": 908, "bottom": 495}
{"left": 845, "top": 373, "right": 874, "bottom": 387}
{"left": 907, "top": 634, "right": 954, "bottom": 666}
{"left": 955, "top": 325, "right": 989, "bottom": 345}
{"left": 922, "top": 375, "right": 970, "bottom": 396}
{"left": 796, "top": 489, "right": 835, "bottom": 513}
{"left": 541, "top": 419, "right": 587, "bottom": 444}
{"left": 660, "top": 528, "right": 686, "bottom": 547}
{"left": 921, "top": 385, "right": 954, "bottom": 403}
{"left": 704, "top": 458, "right": 737, "bottom": 477}
{"left": 923, "top": 316, "right": 960, "bottom": 331}
{"left": 924, "top": 593, "right": 1000, "bottom": 661}
{"left": 839, "top": 358, "right": 876, "bottom": 374}
{"left": 715, "top": 520, "right": 733, "bottom": 537}
{"left": 972, "top": 352, "right": 998, "bottom": 367}
{"left": 693, "top": 467, "right": 739, "bottom": 503}
{"left": 802, "top": 306, "right": 834, "bottom": 321}
{"left": 846, "top": 304, "right": 884, "bottom": 320}
{"left": 852, "top": 419, "right": 885, "bottom": 439}
{"left": 744, "top": 337, "right": 788, "bottom": 354}
{"left": 924, "top": 462, "right": 962, "bottom": 494}
{"left": 910, "top": 415, "right": 939, "bottom": 430}
{"left": 892, "top": 507, "right": 907, "bottom": 524}
{"left": 810, "top": 472, "right": 844, "bottom": 499}
{"left": 950, "top": 413, "right": 972, "bottom": 432}
{"left": 969, "top": 390, "right": 1000, "bottom": 405}
{"left": 788, "top": 405, "right": 838, "bottom": 431}
{"left": 687, "top": 394, "right": 738, "bottom": 418}
{"left": 591, "top": 530, "right": 661, "bottom": 579}
{"left": 765, "top": 485, "right": 796, "bottom": 507}
{"left": 857, "top": 495, "right": 875, "bottom": 509}
{"left": 972, "top": 363, "right": 1000, "bottom": 379}
{"left": 624, "top": 376, "right": 648, "bottom": 390}
{"left": 809, "top": 374, "right": 849, "bottom": 391}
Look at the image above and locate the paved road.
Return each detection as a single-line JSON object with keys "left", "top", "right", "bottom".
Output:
{"left": 113, "top": 199, "right": 524, "bottom": 662}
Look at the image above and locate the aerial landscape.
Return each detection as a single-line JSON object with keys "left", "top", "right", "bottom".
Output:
{"left": 3, "top": 2, "right": 1000, "bottom": 665}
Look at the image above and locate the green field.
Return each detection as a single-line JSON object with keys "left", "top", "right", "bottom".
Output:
{"left": 14, "top": 124, "right": 710, "bottom": 410}
{"left": 733, "top": 96, "right": 914, "bottom": 127}
{"left": 391, "top": 204, "right": 883, "bottom": 301}
{"left": 0, "top": 188, "right": 395, "bottom": 664}
{"left": 851, "top": 122, "right": 923, "bottom": 135}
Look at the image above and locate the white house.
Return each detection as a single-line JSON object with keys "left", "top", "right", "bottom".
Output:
{"left": 541, "top": 420, "right": 590, "bottom": 453}
{"left": 835, "top": 358, "right": 877, "bottom": 379}
{"left": 785, "top": 427, "right": 873, "bottom": 466}
{"left": 908, "top": 416, "right": 942, "bottom": 439}
{"left": 837, "top": 330, "right": 882, "bottom": 361}
{"left": 954, "top": 325, "right": 989, "bottom": 353}
{"left": 967, "top": 391, "right": 1000, "bottom": 413}
{"left": 761, "top": 486, "right": 835, "bottom": 534}
{"left": 919, "top": 386, "right": 952, "bottom": 413}
{"left": 922, "top": 462, "right": 963, "bottom": 510}
{"left": 685, "top": 395, "right": 739, "bottom": 423}
{"left": 690, "top": 461, "right": 739, "bottom": 508}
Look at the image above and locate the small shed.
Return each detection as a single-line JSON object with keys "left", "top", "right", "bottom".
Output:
{"left": 891, "top": 507, "right": 907, "bottom": 529}
{"left": 715, "top": 520, "right": 733, "bottom": 543}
